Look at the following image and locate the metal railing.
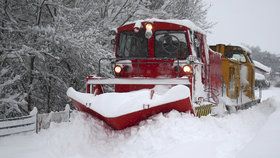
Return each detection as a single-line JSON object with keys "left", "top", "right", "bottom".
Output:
{"left": 97, "top": 57, "right": 191, "bottom": 77}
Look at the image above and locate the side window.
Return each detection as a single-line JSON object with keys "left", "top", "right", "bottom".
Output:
{"left": 247, "top": 54, "right": 253, "bottom": 63}
{"left": 194, "top": 33, "right": 202, "bottom": 59}
{"left": 229, "top": 67, "right": 236, "bottom": 97}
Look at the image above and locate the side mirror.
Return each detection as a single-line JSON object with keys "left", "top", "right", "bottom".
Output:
{"left": 187, "top": 55, "right": 197, "bottom": 63}
{"left": 108, "top": 30, "right": 116, "bottom": 36}
{"left": 194, "top": 38, "right": 200, "bottom": 47}
{"left": 111, "top": 39, "right": 116, "bottom": 45}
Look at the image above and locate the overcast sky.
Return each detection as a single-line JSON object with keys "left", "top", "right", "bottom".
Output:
{"left": 204, "top": 0, "right": 280, "bottom": 54}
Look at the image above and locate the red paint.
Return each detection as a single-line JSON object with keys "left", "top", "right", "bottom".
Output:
{"left": 72, "top": 97, "right": 192, "bottom": 130}
{"left": 208, "top": 49, "right": 222, "bottom": 103}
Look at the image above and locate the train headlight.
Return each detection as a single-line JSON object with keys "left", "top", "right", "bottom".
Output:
{"left": 183, "top": 65, "right": 192, "bottom": 73}
{"left": 145, "top": 23, "right": 153, "bottom": 39}
{"left": 146, "top": 23, "right": 153, "bottom": 30}
{"left": 114, "top": 65, "right": 122, "bottom": 74}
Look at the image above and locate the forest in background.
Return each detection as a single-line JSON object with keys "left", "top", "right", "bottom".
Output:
{"left": 0, "top": 0, "right": 212, "bottom": 118}
{"left": 0, "top": 0, "right": 279, "bottom": 118}
{"left": 249, "top": 45, "right": 280, "bottom": 79}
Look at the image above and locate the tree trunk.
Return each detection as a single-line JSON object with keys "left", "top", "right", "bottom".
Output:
{"left": 47, "top": 76, "right": 52, "bottom": 113}
{"left": 27, "top": 55, "right": 35, "bottom": 112}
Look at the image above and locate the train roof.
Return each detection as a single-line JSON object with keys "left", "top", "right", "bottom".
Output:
{"left": 211, "top": 43, "right": 252, "bottom": 54}
{"left": 226, "top": 44, "right": 252, "bottom": 54}
{"left": 253, "top": 60, "right": 271, "bottom": 73}
{"left": 124, "top": 18, "right": 205, "bottom": 34}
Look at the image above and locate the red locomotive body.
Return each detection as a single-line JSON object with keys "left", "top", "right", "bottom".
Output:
{"left": 67, "top": 19, "right": 222, "bottom": 130}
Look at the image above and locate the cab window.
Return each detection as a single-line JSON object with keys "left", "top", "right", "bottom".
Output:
{"left": 225, "top": 52, "right": 247, "bottom": 62}
{"left": 154, "top": 31, "right": 189, "bottom": 58}
{"left": 118, "top": 30, "right": 148, "bottom": 58}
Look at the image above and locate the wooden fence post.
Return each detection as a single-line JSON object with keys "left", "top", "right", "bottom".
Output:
{"left": 30, "top": 107, "right": 38, "bottom": 133}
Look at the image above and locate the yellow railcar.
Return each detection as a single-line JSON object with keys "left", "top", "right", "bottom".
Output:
{"left": 210, "top": 44, "right": 256, "bottom": 107}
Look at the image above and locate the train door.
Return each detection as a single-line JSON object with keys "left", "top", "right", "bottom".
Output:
{"left": 192, "top": 31, "right": 208, "bottom": 101}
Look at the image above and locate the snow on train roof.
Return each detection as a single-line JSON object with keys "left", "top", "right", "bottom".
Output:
{"left": 253, "top": 60, "right": 271, "bottom": 73}
{"left": 124, "top": 18, "right": 205, "bottom": 34}
{"left": 225, "top": 42, "right": 252, "bottom": 53}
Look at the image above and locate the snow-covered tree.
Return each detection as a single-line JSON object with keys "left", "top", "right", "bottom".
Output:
{"left": 248, "top": 45, "right": 280, "bottom": 79}
{"left": 0, "top": 0, "right": 213, "bottom": 116}
{"left": 163, "top": 0, "right": 213, "bottom": 30}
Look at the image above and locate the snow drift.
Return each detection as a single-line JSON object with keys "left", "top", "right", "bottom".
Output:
{"left": 0, "top": 88, "right": 280, "bottom": 158}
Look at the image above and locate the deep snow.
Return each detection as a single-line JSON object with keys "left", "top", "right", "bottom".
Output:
{"left": 0, "top": 88, "right": 280, "bottom": 158}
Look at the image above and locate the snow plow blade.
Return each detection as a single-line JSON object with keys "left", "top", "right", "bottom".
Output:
{"left": 67, "top": 85, "right": 192, "bottom": 130}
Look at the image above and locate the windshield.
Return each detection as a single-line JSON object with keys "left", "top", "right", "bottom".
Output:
{"left": 155, "top": 31, "right": 189, "bottom": 58}
{"left": 225, "top": 52, "right": 247, "bottom": 62}
{"left": 118, "top": 31, "right": 148, "bottom": 58}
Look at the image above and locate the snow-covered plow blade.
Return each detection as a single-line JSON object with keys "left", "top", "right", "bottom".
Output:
{"left": 67, "top": 78, "right": 192, "bottom": 130}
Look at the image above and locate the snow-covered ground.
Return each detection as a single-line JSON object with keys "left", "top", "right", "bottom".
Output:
{"left": 1, "top": 87, "right": 280, "bottom": 158}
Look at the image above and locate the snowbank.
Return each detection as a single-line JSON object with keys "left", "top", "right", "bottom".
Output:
{"left": 238, "top": 97, "right": 280, "bottom": 158}
{"left": 1, "top": 88, "right": 280, "bottom": 158}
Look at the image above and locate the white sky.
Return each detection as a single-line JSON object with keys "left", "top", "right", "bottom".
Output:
{"left": 204, "top": 0, "right": 280, "bottom": 54}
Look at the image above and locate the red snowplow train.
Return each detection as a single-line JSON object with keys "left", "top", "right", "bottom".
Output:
{"left": 67, "top": 19, "right": 259, "bottom": 130}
